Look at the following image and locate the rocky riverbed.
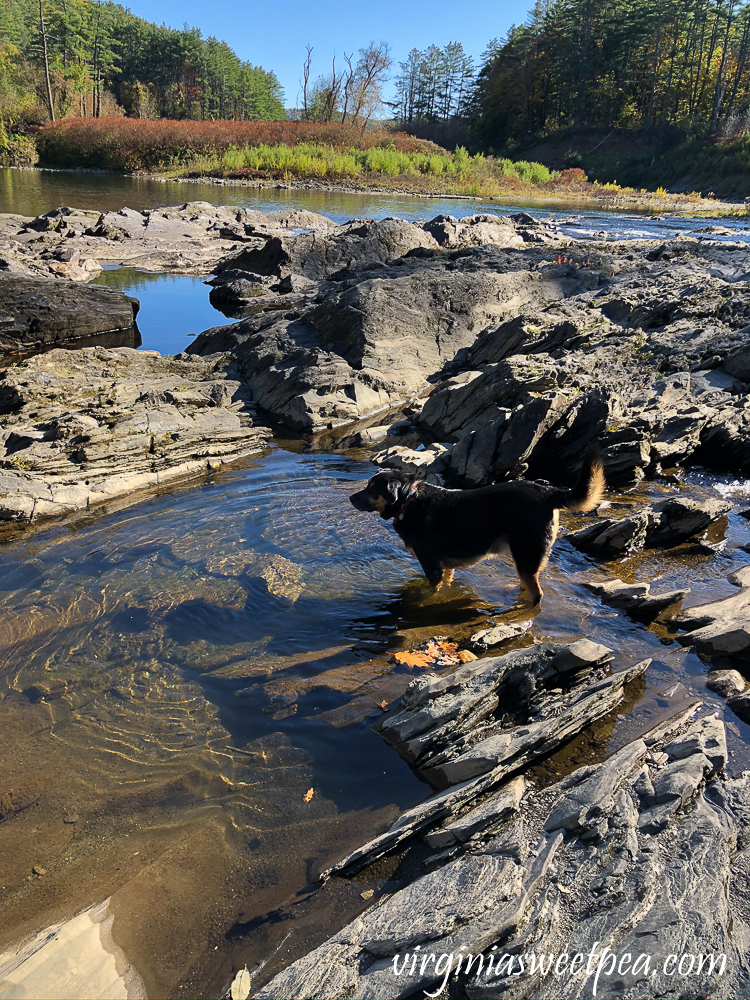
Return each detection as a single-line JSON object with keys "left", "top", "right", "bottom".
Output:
{"left": 3, "top": 202, "right": 750, "bottom": 999}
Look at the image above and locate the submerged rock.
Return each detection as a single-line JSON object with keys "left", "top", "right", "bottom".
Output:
{"left": 568, "top": 495, "right": 730, "bottom": 558}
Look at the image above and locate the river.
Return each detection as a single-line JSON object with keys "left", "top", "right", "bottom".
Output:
{"left": 1, "top": 170, "right": 750, "bottom": 999}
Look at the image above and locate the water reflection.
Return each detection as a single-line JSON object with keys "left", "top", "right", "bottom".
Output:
{"left": 92, "top": 267, "right": 227, "bottom": 355}
{"left": 4, "top": 167, "right": 750, "bottom": 243}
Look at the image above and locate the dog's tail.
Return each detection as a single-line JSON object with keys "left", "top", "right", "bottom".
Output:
{"left": 551, "top": 447, "right": 606, "bottom": 512}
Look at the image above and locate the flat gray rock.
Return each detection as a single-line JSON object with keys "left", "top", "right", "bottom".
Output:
{"left": 584, "top": 577, "right": 689, "bottom": 618}
{"left": 0, "top": 347, "right": 271, "bottom": 524}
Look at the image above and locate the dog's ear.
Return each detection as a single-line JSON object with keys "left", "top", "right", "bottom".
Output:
{"left": 384, "top": 477, "right": 401, "bottom": 503}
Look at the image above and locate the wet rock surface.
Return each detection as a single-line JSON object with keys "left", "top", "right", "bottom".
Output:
{"left": 0, "top": 347, "right": 271, "bottom": 523}
{"left": 253, "top": 633, "right": 750, "bottom": 1000}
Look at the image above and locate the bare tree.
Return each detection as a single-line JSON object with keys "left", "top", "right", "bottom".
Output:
{"left": 38, "top": 0, "right": 55, "bottom": 121}
{"left": 301, "top": 45, "right": 312, "bottom": 118}
{"left": 341, "top": 52, "right": 355, "bottom": 123}
{"left": 349, "top": 41, "right": 392, "bottom": 128}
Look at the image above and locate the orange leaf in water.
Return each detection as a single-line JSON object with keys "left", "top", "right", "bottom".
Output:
{"left": 392, "top": 640, "right": 461, "bottom": 670}
{"left": 376, "top": 699, "right": 389, "bottom": 711}
{"left": 392, "top": 649, "right": 433, "bottom": 669}
{"left": 303, "top": 787, "right": 314, "bottom": 803}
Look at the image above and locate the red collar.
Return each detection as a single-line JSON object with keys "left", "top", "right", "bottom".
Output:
{"left": 396, "top": 484, "right": 419, "bottom": 521}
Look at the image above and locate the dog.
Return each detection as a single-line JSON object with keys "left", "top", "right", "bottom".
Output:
{"left": 349, "top": 450, "right": 605, "bottom": 605}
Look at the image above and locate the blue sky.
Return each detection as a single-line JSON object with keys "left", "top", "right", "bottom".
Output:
{"left": 124, "top": 0, "right": 531, "bottom": 107}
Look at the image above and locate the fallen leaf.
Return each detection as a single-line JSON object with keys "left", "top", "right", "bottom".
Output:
{"left": 230, "top": 966, "right": 252, "bottom": 1000}
{"left": 458, "top": 649, "right": 478, "bottom": 663}
{"left": 260, "top": 751, "right": 268, "bottom": 762}
{"left": 303, "top": 787, "right": 314, "bottom": 803}
{"left": 392, "top": 649, "right": 433, "bottom": 669}
{"left": 392, "top": 638, "right": 461, "bottom": 670}
{"left": 376, "top": 699, "right": 389, "bottom": 711}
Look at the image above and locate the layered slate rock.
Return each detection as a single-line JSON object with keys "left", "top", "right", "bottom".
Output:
{"left": 0, "top": 347, "right": 271, "bottom": 523}
{"left": 254, "top": 696, "right": 746, "bottom": 1000}
{"left": 215, "top": 213, "right": 563, "bottom": 284}
{"left": 190, "top": 249, "right": 601, "bottom": 433}
{"left": 215, "top": 217, "right": 438, "bottom": 281}
{"left": 0, "top": 273, "right": 139, "bottom": 356}
{"left": 567, "top": 495, "right": 731, "bottom": 558}
{"left": 316, "top": 641, "right": 646, "bottom": 879}
{"left": 673, "top": 567, "right": 750, "bottom": 656}
{"left": 584, "top": 577, "right": 690, "bottom": 619}
{"left": 0, "top": 202, "right": 337, "bottom": 277}
{"left": 376, "top": 641, "right": 645, "bottom": 788}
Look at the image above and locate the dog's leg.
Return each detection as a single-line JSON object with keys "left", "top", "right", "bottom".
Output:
{"left": 517, "top": 569, "right": 543, "bottom": 605}
{"left": 509, "top": 537, "right": 548, "bottom": 606}
{"left": 416, "top": 551, "right": 448, "bottom": 591}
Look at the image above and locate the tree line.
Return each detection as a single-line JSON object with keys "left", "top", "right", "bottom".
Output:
{"left": 389, "top": 0, "right": 750, "bottom": 149}
{"left": 473, "top": 0, "right": 750, "bottom": 146}
{"left": 5, "top": 0, "right": 750, "bottom": 154}
{"left": 0, "top": 0, "right": 284, "bottom": 123}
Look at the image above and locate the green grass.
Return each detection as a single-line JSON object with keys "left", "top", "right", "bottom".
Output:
{"left": 179, "top": 142, "right": 557, "bottom": 197}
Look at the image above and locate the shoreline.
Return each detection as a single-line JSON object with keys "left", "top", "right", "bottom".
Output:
{"left": 5, "top": 163, "right": 744, "bottom": 217}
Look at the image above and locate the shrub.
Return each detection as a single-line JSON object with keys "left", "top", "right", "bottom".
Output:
{"left": 37, "top": 118, "right": 446, "bottom": 172}
{"left": 558, "top": 167, "right": 587, "bottom": 185}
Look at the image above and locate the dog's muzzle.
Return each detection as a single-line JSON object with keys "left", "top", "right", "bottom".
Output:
{"left": 349, "top": 489, "right": 371, "bottom": 511}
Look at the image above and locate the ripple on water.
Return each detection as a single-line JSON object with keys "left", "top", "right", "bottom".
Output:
{"left": 2, "top": 448, "right": 750, "bottom": 996}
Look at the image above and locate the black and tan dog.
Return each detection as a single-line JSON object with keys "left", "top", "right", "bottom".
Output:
{"left": 349, "top": 451, "right": 605, "bottom": 605}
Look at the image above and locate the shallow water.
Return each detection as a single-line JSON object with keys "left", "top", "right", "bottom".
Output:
{"left": 1, "top": 443, "right": 750, "bottom": 996}
{"left": 3, "top": 173, "right": 750, "bottom": 996}
{"left": 92, "top": 267, "right": 228, "bottom": 355}
{"left": 4, "top": 166, "right": 750, "bottom": 243}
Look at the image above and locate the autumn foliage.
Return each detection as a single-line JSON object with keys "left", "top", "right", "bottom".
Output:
{"left": 37, "top": 118, "right": 446, "bottom": 172}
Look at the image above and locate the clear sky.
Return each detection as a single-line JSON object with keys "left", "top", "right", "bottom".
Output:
{"left": 123, "top": 0, "right": 532, "bottom": 108}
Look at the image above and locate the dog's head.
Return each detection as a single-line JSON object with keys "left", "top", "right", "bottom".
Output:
{"left": 349, "top": 470, "right": 414, "bottom": 520}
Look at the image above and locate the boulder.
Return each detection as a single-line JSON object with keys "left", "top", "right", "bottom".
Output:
{"left": 673, "top": 571, "right": 750, "bottom": 656}
{"left": 584, "top": 577, "right": 689, "bottom": 618}
{"left": 706, "top": 669, "right": 748, "bottom": 698}
{"left": 215, "top": 217, "right": 437, "bottom": 281}
{"left": 370, "top": 444, "right": 450, "bottom": 480}
{"left": 190, "top": 248, "right": 600, "bottom": 434}
{"left": 0, "top": 273, "right": 139, "bottom": 356}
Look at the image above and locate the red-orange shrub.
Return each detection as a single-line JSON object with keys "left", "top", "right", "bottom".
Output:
{"left": 37, "top": 118, "right": 447, "bottom": 171}
{"left": 557, "top": 167, "right": 588, "bottom": 186}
